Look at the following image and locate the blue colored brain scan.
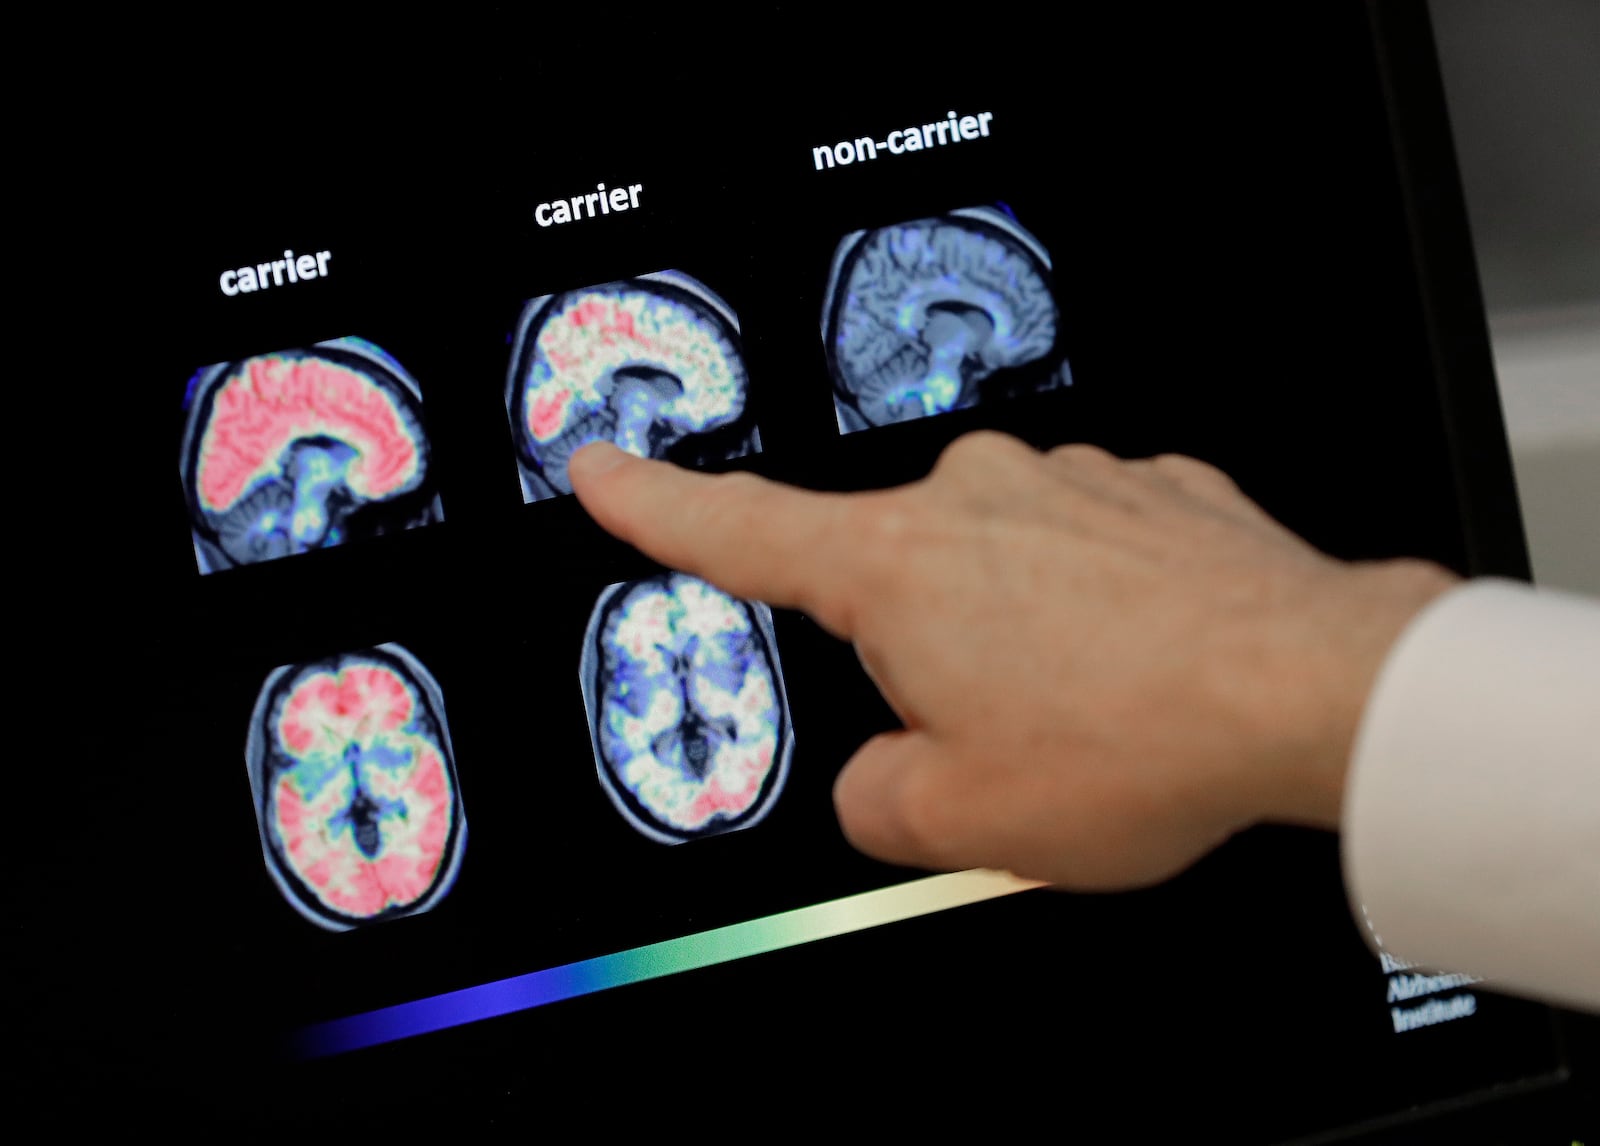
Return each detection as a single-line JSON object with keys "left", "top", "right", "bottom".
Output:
{"left": 506, "top": 271, "right": 762, "bottom": 502}
{"left": 821, "top": 206, "right": 1071, "bottom": 433}
{"left": 580, "top": 573, "right": 794, "bottom": 844}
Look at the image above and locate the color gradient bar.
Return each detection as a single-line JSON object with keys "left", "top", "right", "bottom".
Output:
{"left": 292, "top": 869, "right": 1042, "bottom": 1059}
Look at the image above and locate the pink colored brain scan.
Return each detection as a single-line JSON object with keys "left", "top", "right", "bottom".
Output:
{"left": 505, "top": 271, "right": 761, "bottom": 502}
{"left": 180, "top": 337, "right": 443, "bottom": 574}
{"left": 581, "top": 573, "right": 794, "bottom": 844}
{"left": 245, "top": 645, "right": 466, "bottom": 930}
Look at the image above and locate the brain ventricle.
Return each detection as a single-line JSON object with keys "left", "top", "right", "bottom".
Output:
{"left": 260, "top": 655, "right": 460, "bottom": 926}
{"left": 183, "top": 342, "right": 438, "bottom": 573}
{"left": 588, "top": 574, "right": 790, "bottom": 842}
{"left": 516, "top": 278, "right": 750, "bottom": 495}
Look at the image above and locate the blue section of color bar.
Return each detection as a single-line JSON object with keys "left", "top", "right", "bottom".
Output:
{"left": 291, "top": 870, "right": 1040, "bottom": 1059}
{"left": 293, "top": 958, "right": 610, "bottom": 1059}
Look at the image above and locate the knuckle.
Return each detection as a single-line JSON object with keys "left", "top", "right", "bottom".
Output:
{"left": 861, "top": 499, "right": 915, "bottom": 545}
{"left": 696, "top": 471, "right": 763, "bottom": 522}
{"left": 714, "top": 469, "right": 766, "bottom": 496}
{"left": 1152, "top": 452, "right": 1230, "bottom": 484}
{"left": 830, "top": 498, "right": 935, "bottom": 631}
{"left": 675, "top": 473, "right": 770, "bottom": 567}
{"left": 1048, "top": 442, "right": 1119, "bottom": 470}
{"left": 936, "top": 429, "right": 1030, "bottom": 472}
{"left": 863, "top": 493, "right": 949, "bottom": 557}
{"left": 852, "top": 501, "right": 922, "bottom": 582}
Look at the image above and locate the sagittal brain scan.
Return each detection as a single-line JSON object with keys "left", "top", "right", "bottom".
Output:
{"left": 245, "top": 645, "right": 466, "bottom": 930}
{"left": 180, "top": 337, "right": 442, "bottom": 574}
{"left": 506, "top": 271, "right": 761, "bottom": 501}
{"left": 821, "top": 205, "right": 1072, "bottom": 432}
{"left": 581, "top": 573, "right": 794, "bottom": 844}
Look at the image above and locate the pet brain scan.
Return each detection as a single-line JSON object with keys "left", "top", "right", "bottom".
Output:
{"left": 582, "top": 573, "right": 794, "bottom": 844}
{"left": 821, "top": 205, "right": 1071, "bottom": 432}
{"left": 245, "top": 645, "right": 466, "bottom": 930}
{"left": 506, "top": 271, "right": 761, "bottom": 501}
{"left": 180, "top": 337, "right": 442, "bottom": 574}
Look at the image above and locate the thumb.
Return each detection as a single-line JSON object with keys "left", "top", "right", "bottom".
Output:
{"left": 833, "top": 730, "right": 963, "bottom": 872}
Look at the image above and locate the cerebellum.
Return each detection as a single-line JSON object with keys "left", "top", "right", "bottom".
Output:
{"left": 581, "top": 573, "right": 794, "bottom": 844}
{"left": 246, "top": 645, "right": 466, "bottom": 930}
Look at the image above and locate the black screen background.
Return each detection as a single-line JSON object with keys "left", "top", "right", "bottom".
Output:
{"left": 31, "top": 6, "right": 1566, "bottom": 1139}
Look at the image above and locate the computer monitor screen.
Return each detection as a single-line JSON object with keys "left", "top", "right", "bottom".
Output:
{"left": 48, "top": 4, "right": 1568, "bottom": 1138}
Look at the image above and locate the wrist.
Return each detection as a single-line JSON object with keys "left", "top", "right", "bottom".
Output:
{"left": 1256, "top": 558, "right": 1461, "bottom": 831}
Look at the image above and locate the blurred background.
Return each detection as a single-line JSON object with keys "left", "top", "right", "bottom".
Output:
{"left": 1433, "top": 7, "right": 1598, "bottom": 1131}
{"left": 1430, "top": 0, "right": 1599, "bottom": 595}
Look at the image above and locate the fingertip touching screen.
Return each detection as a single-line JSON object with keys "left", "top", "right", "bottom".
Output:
{"left": 507, "top": 273, "right": 760, "bottom": 500}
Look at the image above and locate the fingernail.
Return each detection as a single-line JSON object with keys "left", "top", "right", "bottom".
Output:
{"left": 571, "top": 441, "right": 626, "bottom": 478}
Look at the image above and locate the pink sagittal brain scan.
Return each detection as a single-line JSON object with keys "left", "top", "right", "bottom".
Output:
{"left": 245, "top": 645, "right": 466, "bottom": 930}
{"left": 820, "top": 205, "right": 1072, "bottom": 433}
{"left": 506, "top": 271, "right": 761, "bottom": 502}
{"left": 180, "top": 337, "right": 442, "bottom": 574}
{"left": 581, "top": 573, "right": 794, "bottom": 844}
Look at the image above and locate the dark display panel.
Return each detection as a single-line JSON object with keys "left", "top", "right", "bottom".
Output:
{"left": 36, "top": 5, "right": 1580, "bottom": 1139}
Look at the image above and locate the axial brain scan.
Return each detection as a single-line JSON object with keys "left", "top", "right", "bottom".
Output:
{"left": 245, "top": 645, "right": 466, "bottom": 930}
{"left": 506, "top": 271, "right": 761, "bottom": 501}
{"left": 180, "top": 337, "right": 442, "bottom": 574}
{"left": 581, "top": 573, "right": 794, "bottom": 844}
{"left": 821, "top": 206, "right": 1071, "bottom": 432}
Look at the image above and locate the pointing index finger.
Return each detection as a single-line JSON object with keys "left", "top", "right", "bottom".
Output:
{"left": 569, "top": 443, "right": 866, "bottom": 638}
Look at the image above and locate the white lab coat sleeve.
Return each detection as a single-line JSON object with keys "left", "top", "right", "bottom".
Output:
{"left": 1342, "top": 578, "right": 1600, "bottom": 1012}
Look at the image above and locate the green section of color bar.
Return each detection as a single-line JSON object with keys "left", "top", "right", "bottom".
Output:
{"left": 611, "top": 868, "right": 1044, "bottom": 981}
{"left": 297, "top": 869, "right": 1044, "bottom": 1057}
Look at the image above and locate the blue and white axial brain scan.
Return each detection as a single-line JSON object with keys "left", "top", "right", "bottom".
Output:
{"left": 580, "top": 573, "right": 794, "bottom": 844}
{"left": 506, "top": 271, "right": 762, "bottom": 502}
{"left": 821, "top": 206, "right": 1071, "bottom": 433}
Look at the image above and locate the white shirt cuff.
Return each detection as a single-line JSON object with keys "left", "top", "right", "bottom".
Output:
{"left": 1342, "top": 578, "right": 1600, "bottom": 1012}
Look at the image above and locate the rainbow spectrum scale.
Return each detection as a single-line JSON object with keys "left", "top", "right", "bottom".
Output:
{"left": 292, "top": 869, "right": 1041, "bottom": 1058}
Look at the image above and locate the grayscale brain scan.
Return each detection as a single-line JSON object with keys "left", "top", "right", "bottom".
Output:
{"left": 821, "top": 206, "right": 1071, "bottom": 432}
{"left": 580, "top": 573, "right": 794, "bottom": 844}
{"left": 506, "top": 271, "right": 762, "bottom": 501}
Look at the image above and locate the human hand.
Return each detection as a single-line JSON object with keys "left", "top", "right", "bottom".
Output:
{"left": 569, "top": 432, "right": 1457, "bottom": 890}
